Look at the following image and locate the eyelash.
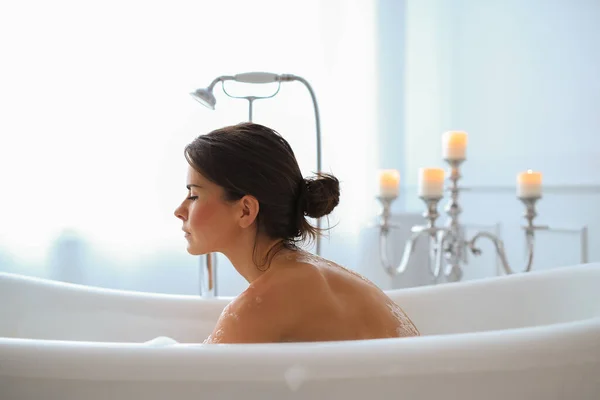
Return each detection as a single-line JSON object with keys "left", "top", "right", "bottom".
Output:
{"left": 187, "top": 196, "right": 198, "bottom": 201}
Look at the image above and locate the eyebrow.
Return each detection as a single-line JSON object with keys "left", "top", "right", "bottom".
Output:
{"left": 186, "top": 184, "right": 202, "bottom": 190}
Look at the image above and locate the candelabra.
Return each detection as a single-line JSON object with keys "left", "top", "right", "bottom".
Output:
{"left": 378, "top": 154, "right": 547, "bottom": 283}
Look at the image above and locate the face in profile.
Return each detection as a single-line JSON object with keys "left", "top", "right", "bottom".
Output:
{"left": 174, "top": 165, "right": 240, "bottom": 255}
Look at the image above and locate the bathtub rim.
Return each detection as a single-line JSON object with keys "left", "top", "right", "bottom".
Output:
{"left": 1, "top": 317, "right": 598, "bottom": 382}
{"left": 2, "top": 263, "right": 599, "bottom": 383}
{"left": 1, "top": 262, "right": 599, "bottom": 301}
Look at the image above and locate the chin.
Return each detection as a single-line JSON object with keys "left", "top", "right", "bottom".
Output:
{"left": 186, "top": 245, "right": 211, "bottom": 256}
{"left": 186, "top": 247, "right": 202, "bottom": 256}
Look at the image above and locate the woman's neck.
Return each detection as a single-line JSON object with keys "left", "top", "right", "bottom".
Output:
{"left": 222, "top": 235, "right": 293, "bottom": 283}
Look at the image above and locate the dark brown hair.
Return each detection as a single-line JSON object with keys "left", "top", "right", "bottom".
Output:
{"left": 184, "top": 122, "right": 340, "bottom": 262}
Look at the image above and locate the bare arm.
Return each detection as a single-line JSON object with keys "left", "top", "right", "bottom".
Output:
{"left": 204, "top": 289, "right": 285, "bottom": 344}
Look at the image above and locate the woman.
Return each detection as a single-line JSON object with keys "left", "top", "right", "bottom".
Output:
{"left": 174, "top": 122, "right": 419, "bottom": 343}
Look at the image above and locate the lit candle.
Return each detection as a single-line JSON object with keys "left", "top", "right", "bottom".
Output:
{"left": 442, "top": 131, "right": 468, "bottom": 160}
{"left": 378, "top": 169, "right": 400, "bottom": 198}
{"left": 517, "top": 170, "right": 542, "bottom": 198}
{"left": 418, "top": 168, "right": 445, "bottom": 198}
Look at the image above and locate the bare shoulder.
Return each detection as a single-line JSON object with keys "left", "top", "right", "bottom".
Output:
{"left": 204, "top": 261, "right": 328, "bottom": 344}
{"left": 204, "top": 284, "right": 279, "bottom": 344}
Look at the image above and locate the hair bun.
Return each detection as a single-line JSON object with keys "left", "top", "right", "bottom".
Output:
{"left": 304, "top": 173, "right": 340, "bottom": 219}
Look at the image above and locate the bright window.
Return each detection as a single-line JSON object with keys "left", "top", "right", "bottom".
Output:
{"left": 0, "top": 0, "right": 378, "bottom": 295}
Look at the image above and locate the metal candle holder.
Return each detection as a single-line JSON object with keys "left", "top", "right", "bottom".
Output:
{"left": 378, "top": 158, "right": 546, "bottom": 282}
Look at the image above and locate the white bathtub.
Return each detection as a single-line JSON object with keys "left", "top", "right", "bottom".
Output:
{"left": 1, "top": 263, "right": 599, "bottom": 400}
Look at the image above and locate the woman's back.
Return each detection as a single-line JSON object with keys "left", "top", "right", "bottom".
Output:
{"left": 205, "top": 250, "right": 420, "bottom": 344}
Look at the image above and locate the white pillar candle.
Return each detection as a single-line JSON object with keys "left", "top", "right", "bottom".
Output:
{"left": 418, "top": 168, "right": 445, "bottom": 198}
{"left": 517, "top": 170, "right": 542, "bottom": 198}
{"left": 378, "top": 169, "right": 400, "bottom": 198}
{"left": 442, "top": 131, "right": 468, "bottom": 160}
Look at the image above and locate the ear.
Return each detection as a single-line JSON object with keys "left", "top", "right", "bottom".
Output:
{"left": 237, "top": 195, "right": 260, "bottom": 229}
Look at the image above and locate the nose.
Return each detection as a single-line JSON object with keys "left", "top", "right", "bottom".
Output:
{"left": 174, "top": 202, "right": 187, "bottom": 221}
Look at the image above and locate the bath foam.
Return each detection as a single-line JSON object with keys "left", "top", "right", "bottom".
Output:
{"left": 144, "top": 336, "right": 179, "bottom": 346}
{"left": 284, "top": 365, "right": 308, "bottom": 391}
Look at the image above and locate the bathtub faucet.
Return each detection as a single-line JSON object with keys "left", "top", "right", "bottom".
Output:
{"left": 377, "top": 157, "right": 560, "bottom": 283}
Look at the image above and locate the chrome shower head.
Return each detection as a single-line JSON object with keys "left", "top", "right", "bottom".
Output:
{"left": 190, "top": 87, "right": 216, "bottom": 110}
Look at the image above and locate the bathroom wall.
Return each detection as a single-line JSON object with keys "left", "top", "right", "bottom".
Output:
{"left": 403, "top": 0, "right": 600, "bottom": 187}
